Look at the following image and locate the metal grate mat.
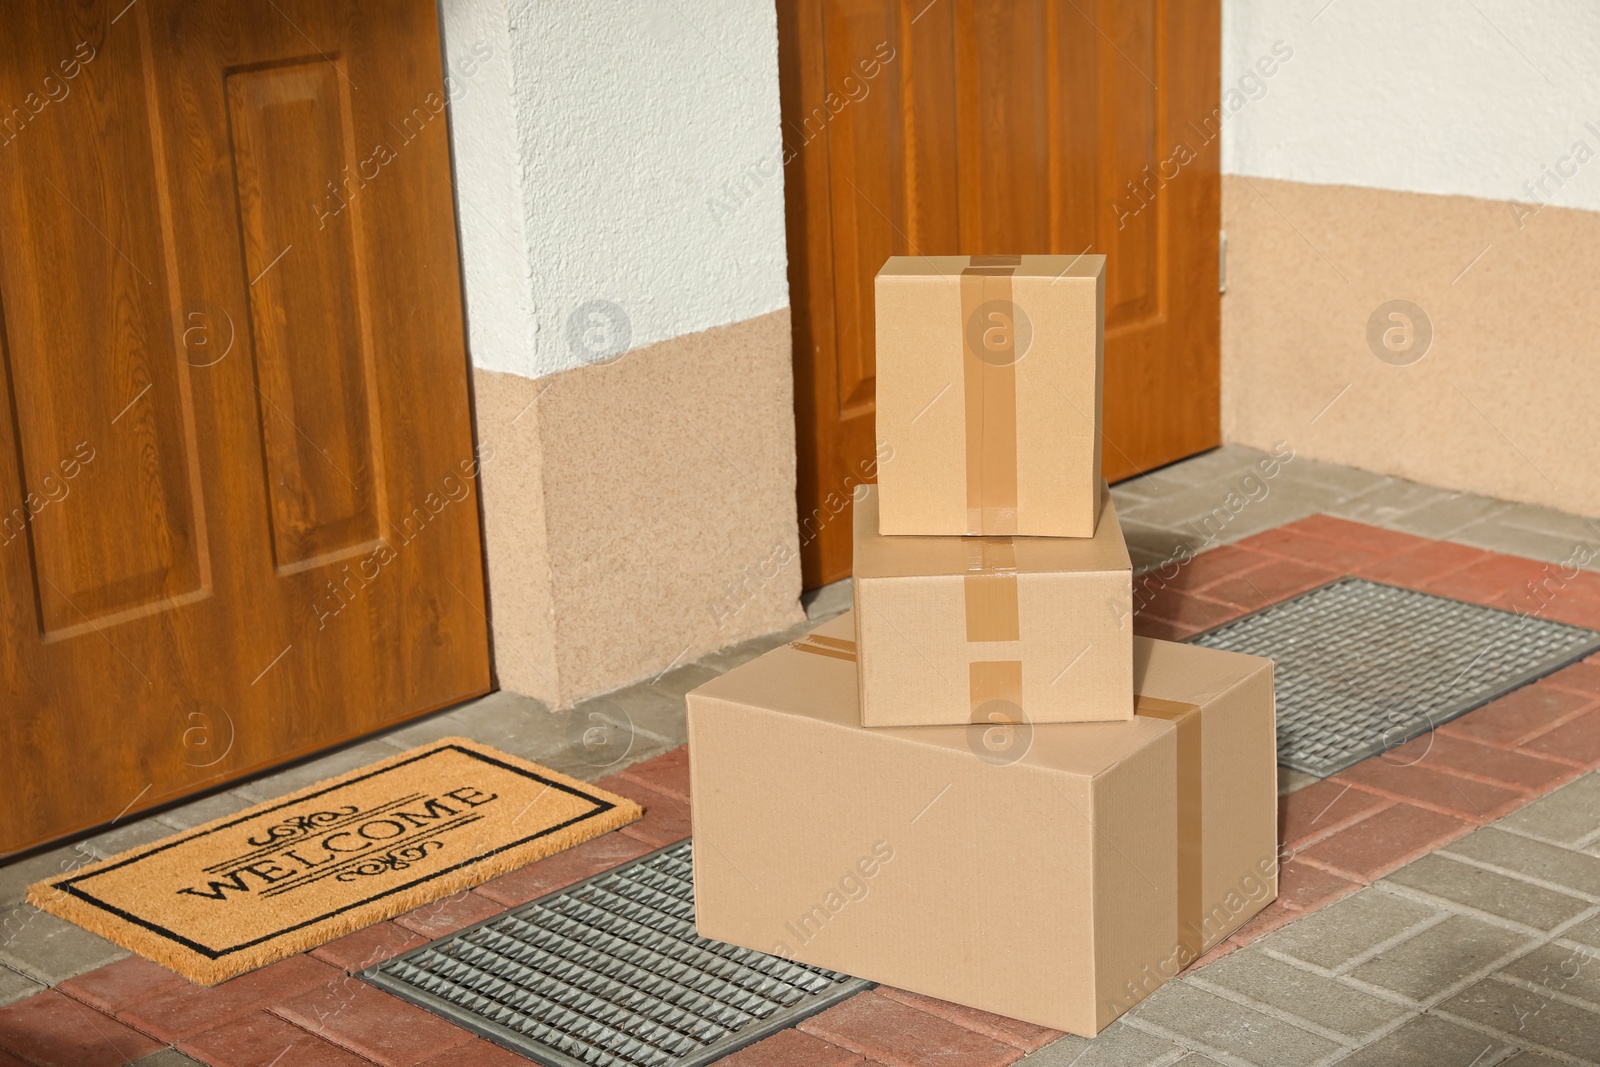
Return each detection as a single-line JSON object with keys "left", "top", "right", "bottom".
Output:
{"left": 363, "top": 841, "right": 870, "bottom": 1067}
{"left": 1188, "top": 577, "right": 1600, "bottom": 777}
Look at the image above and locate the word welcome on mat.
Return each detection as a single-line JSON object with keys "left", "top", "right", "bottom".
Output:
{"left": 28, "top": 738, "right": 641, "bottom": 984}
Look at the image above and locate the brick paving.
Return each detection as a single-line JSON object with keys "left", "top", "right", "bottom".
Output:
{"left": 3, "top": 446, "right": 1600, "bottom": 1065}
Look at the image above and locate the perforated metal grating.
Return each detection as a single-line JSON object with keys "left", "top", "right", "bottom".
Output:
{"left": 1188, "top": 577, "right": 1600, "bottom": 777}
{"left": 362, "top": 840, "right": 870, "bottom": 1067}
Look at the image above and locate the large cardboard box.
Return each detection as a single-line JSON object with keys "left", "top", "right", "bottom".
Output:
{"left": 687, "top": 613, "right": 1277, "bottom": 1037}
{"left": 875, "top": 254, "right": 1104, "bottom": 537}
{"left": 853, "top": 482, "right": 1132, "bottom": 727}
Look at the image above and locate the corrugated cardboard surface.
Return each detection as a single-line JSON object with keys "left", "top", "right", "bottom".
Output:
{"left": 852, "top": 483, "right": 1132, "bottom": 726}
{"left": 686, "top": 613, "right": 1277, "bottom": 1036}
{"left": 875, "top": 254, "right": 1104, "bottom": 537}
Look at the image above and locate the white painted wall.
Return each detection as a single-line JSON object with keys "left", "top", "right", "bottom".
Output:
{"left": 439, "top": 0, "right": 791, "bottom": 380}
{"left": 1223, "top": 0, "right": 1600, "bottom": 212}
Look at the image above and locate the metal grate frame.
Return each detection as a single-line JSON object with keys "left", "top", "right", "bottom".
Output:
{"left": 1188, "top": 577, "right": 1600, "bottom": 777}
{"left": 363, "top": 841, "right": 870, "bottom": 1067}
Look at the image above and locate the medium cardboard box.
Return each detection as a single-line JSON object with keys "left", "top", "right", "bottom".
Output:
{"left": 687, "top": 612, "right": 1277, "bottom": 1037}
{"left": 875, "top": 254, "right": 1104, "bottom": 537}
{"left": 853, "top": 481, "right": 1132, "bottom": 727}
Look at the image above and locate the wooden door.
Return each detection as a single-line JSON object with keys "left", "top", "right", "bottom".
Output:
{"left": 0, "top": 1, "right": 490, "bottom": 855}
{"left": 783, "top": 0, "right": 1222, "bottom": 586}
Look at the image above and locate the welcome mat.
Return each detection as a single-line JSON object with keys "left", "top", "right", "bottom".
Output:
{"left": 26, "top": 738, "right": 641, "bottom": 984}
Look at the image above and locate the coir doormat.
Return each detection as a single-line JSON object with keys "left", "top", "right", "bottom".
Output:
{"left": 26, "top": 738, "right": 641, "bottom": 984}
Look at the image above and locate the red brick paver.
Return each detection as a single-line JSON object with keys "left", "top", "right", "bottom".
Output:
{"left": 0, "top": 990, "right": 163, "bottom": 1067}
{"left": 55, "top": 955, "right": 187, "bottom": 1016}
{"left": 597, "top": 774, "right": 693, "bottom": 847}
{"left": 1279, "top": 779, "right": 1391, "bottom": 852}
{"left": 1295, "top": 803, "right": 1473, "bottom": 882}
{"left": 877, "top": 988, "right": 1063, "bottom": 1052}
{"left": 180, "top": 1009, "right": 374, "bottom": 1067}
{"left": 310, "top": 921, "right": 428, "bottom": 973}
{"left": 476, "top": 829, "right": 654, "bottom": 907}
{"left": 799, "top": 990, "right": 1023, "bottom": 1067}
{"left": 1333, "top": 757, "right": 1525, "bottom": 822}
{"left": 1438, "top": 685, "right": 1595, "bottom": 748}
{"left": 119, "top": 954, "right": 341, "bottom": 1042}
{"left": 393, "top": 889, "right": 505, "bottom": 939}
{"left": 272, "top": 980, "right": 475, "bottom": 1066}
{"left": 619, "top": 743, "right": 691, "bottom": 801}
{"left": 414, "top": 1038, "right": 561, "bottom": 1066}
{"left": 717, "top": 1027, "right": 865, "bottom": 1067}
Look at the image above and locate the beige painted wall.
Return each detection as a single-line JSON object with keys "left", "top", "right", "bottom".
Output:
{"left": 473, "top": 310, "right": 805, "bottom": 707}
{"left": 1221, "top": 175, "right": 1600, "bottom": 516}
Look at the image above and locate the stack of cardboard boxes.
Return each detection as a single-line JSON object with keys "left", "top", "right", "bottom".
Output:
{"left": 686, "top": 255, "right": 1279, "bottom": 1037}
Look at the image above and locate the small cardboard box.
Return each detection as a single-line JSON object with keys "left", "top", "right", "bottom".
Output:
{"left": 875, "top": 254, "right": 1104, "bottom": 537}
{"left": 853, "top": 482, "right": 1132, "bottom": 727}
{"left": 687, "top": 612, "right": 1277, "bottom": 1037}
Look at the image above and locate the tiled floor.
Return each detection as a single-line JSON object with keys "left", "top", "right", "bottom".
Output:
{"left": 4, "top": 445, "right": 1600, "bottom": 1066}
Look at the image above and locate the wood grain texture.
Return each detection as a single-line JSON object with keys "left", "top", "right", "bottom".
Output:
{"left": 783, "top": 0, "right": 1221, "bottom": 586}
{"left": 0, "top": 0, "right": 489, "bottom": 855}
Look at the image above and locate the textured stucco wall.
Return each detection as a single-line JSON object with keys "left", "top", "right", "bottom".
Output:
{"left": 1222, "top": 0, "right": 1600, "bottom": 211}
{"left": 434, "top": 0, "right": 802, "bottom": 704}
{"left": 1219, "top": 1, "right": 1600, "bottom": 520}
{"left": 441, "top": 0, "right": 791, "bottom": 380}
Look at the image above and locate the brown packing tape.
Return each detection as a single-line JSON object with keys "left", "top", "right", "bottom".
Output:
{"left": 1136, "top": 695, "right": 1204, "bottom": 961}
{"left": 960, "top": 255, "right": 1022, "bottom": 536}
{"left": 791, "top": 634, "right": 857, "bottom": 662}
{"left": 964, "top": 535, "right": 1023, "bottom": 721}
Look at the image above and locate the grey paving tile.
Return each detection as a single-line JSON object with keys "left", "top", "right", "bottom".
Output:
{"left": 0, "top": 820, "right": 169, "bottom": 908}
{"left": 1324, "top": 479, "right": 1453, "bottom": 526}
{"left": 648, "top": 663, "right": 721, "bottom": 701}
{"left": 132, "top": 1051, "right": 205, "bottom": 1067}
{"left": 1498, "top": 502, "right": 1600, "bottom": 549}
{"left": 1497, "top": 774, "right": 1600, "bottom": 849}
{"left": 151, "top": 789, "right": 254, "bottom": 832}
{"left": 0, "top": 905, "right": 128, "bottom": 984}
{"left": 1279, "top": 767, "right": 1321, "bottom": 796}
{"left": 801, "top": 578, "right": 853, "bottom": 622}
{"left": 1441, "top": 976, "right": 1600, "bottom": 1063}
{"left": 1382, "top": 853, "right": 1592, "bottom": 931}
{"left": 1382, "top": 492, "right": 1516, "bottom": 539}
{"left": 1443, "top": 828, "right": 1600, "bottom": 898}
{"left": 1328, "top": 1014, "right": 1512, "bottom": 1067}
{"left": 1131, "top": 981, "right": 1344, "bottom": 1066}
{"left": 1119, "top": 518, "right": 1216, "bottom": 564}
{"left": 1021, "top": 1020, "right": 1184, "bottom": 1064}
{"left": 1499, "top": 941, "right": 1600, "bottom": 1009}
{"left": 1348, "top": 914, "right": 1533, "bottom": 1003}
{"left": 1118, "top": 479, "right": 1322, "bottom": 549}
{"left": 1451, "top": 519, "right": 1593, "bottom": 568}
{"left": 0, "top": 963, "right": 44, "bottom": 1007}
{"left": 374, "top": 691, "right": 633, "bottom": 781}
{"left": 1194, "top": 948, "right": 1408, "bottom": 1039}
{"left": 231, "top": 738, "right": 413, "bottom": 803}
{"left": 1500, "top": 1051, "right": 1578, "bottom": 1067}
{"left": 0, "top": 844, "right": 100, "bottom": 909}
{"left": 1268, "top": 888, "right": 1439, "bottom": 970}
{"left": 1142, "top": 444, "right": 1261, "bottom": 487}
{"left": 1277, "top": 456, "right": 1391, "bottom": 499}
{"left": 1564, "top": 914, "right": 1600, "bottom": 952}
{"left": 1172, "top": 1057, "right": 1227, "bottom": 1067}
{"left": 582, "top": 686, "right": 685, "bottom": 747}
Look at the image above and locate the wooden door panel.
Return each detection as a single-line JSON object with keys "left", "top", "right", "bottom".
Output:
{"left": 785, "top": 0, "right": 1220, "bottom": 586}
{"left": 0, "top": 0, "right": 490, "bottom": 855}
{"left": 227, "top": 62, "right": 385, "bottom": 570}
{"left": 0, "top": 21, "right": 206, "bottom": 633}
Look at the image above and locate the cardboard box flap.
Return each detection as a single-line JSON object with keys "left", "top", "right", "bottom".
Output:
{"left": 854, "top": 485, "right": 1129, "bottom": 581}
{"left": 1133, "top": 635, "right": 1274, "bottom": 708}
{"left": 694, "top": 612, "right": 1168, "bottom": 779}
